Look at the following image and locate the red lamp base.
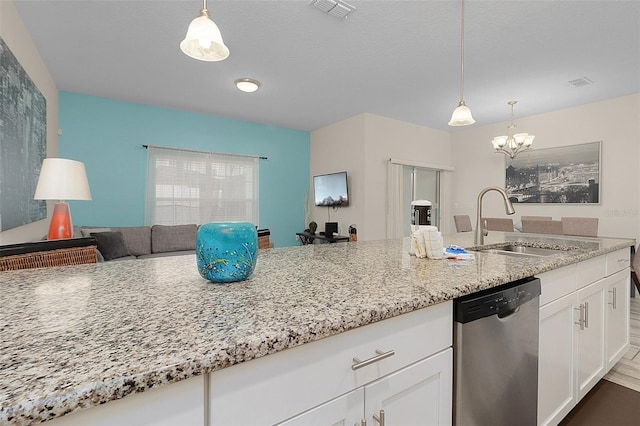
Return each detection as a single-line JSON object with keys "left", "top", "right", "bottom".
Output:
{"left": 48, "top": 202, "right": 73, "bottom": 240}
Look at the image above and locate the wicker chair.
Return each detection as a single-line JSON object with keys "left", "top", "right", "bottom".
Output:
{"left": 0, "top": 238, "right": 97, "bottom": 271}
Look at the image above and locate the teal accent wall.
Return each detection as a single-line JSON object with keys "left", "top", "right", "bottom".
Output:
{"left": 59, "top": 92, "right": 309, "bottom": 247}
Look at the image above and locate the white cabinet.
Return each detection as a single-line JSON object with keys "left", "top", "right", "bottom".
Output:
{"left": 575, "top": 277, "right": 607, "bottom": 400}
{"left": 208, "top": 302, "right": 453, "bottom": 425}
{"left": 364, "top": 349, "right": 452, "bottom": 426}
{"left": 278, "top": 388, "right": 364, "bottom": 426}
{"left": 46, "top": 375, "right": 205, "bottom": 426}
{"left": 538, "top": 292, "right": 578, "bottom": 426}
{"left": 537, "top": 249, "right": 631, "bottom": 426}
{"left": 280, "top": 349, "right": 452, "bottom": 426}
{"left": 606, "top": 269, "right": 631, "bottom": 369}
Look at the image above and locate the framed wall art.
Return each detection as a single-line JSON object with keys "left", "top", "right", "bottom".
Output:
{"left": 0, "top": 37, "right": 47, "bottom": 231}
{"left": 505, "top": 141, "right": 601, "bottom": 204}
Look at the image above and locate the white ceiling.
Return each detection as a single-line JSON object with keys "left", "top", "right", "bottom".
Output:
{"left": 12, "top": 0, "right": 640, "bottom": 132}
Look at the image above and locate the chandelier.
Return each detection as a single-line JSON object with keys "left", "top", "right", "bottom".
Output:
{"left": 491, "top": 101, "right": 535, "bottom": 159}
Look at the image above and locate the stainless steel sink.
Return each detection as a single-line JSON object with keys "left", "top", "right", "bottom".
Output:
{"left": 475, "top": 244, "right": 567, "bottom": 258}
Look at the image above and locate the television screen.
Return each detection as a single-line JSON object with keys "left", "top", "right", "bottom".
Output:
{"left": 314, "top": 171, "right": 349, "bottom": 207}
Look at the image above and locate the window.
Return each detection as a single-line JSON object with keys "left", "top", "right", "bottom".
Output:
{"left": 145, "top": 147, "right": 259, "bottom": 226}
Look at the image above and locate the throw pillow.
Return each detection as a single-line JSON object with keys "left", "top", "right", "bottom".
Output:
{"left": 90, "top": 232, "right": 131, "bottom": 260}
{"left": 81, "top": 227, "right": 111, "bottom": 237}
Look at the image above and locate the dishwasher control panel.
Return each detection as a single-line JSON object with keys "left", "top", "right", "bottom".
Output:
{"left": 454, "top": 276, "right": 541, "bottom": 323}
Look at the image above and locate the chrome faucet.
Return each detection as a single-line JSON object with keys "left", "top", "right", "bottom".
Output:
{"left": 475, "top": 186, "right": 516, "bottom": 245}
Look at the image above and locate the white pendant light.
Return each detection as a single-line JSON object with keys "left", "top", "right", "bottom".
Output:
{"left": 448, "top": 0, "right": 475, "bottom": 127}
{"left": 491, "top": 101, "right": 535, "bottom": 159}
{"left": 180, "top": 0, "right": 229, "bottom": 62}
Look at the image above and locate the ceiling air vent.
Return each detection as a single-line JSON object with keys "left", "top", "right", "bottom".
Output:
{"left": 310, "top": 0, "right": 356, "bottom": 19}
{"left": 568, "top": 77, "right": 594, "bottom": 88}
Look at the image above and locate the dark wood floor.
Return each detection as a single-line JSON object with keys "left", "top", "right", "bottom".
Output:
{"left": 560, "top": 297, "right": 640, "bottom": 425}
{"left": 559, "top": 379, "right": 640, "bottom": 426}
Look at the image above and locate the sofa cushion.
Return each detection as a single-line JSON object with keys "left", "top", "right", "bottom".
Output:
{"left": 91, "top": 231, "right": 132, "bottom": 260}
{"left": 112, "top": 226, "right": 152, "bottom": 256}
{"left": 151, "top": 224, "right": 197, "bottom": 253}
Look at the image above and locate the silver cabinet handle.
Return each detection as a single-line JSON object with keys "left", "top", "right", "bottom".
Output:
{"left": 609, "top": 287, "right": 617, "bottom": 309}
{"left": 373, "top": 410, "right": 385, "bottom": 426}
{"left": 352, "top": 349, "right": 395, "bottom": 370}
{"left": 584, "top": 301, "right": 589, "bottom": 329}
{"left": 575, "top": 304, "right": 585, "bottom": 330}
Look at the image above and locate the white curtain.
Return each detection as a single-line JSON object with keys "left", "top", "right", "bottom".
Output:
{"left": 145, "top": 147, "right": 259, "bottom": 226}
{"left": 386, "top": 161, "right": 404, "bottom": 239}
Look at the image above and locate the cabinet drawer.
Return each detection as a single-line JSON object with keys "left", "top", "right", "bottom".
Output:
{"left": 208, "top": 301, "right": 452, "bottom": 425}
{"left": 606, "top": 248, "right": 631, "bottom": 276}
{"left": 538, "top": 263, "right": 577, "bottom": 306}
{"left": 577, "top": 255, "right": 606, "bottom": 289}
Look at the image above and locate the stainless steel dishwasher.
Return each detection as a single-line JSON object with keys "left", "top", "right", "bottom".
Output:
{"left": 453, "top": 276, "right": 541, "bottom": 426}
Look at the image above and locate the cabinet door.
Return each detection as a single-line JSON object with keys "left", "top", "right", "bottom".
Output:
{"left": 46, "top": 375, "right": 205, "bottom": 426}
{"left": 576, "top": 278, "right": 607, "bottom": 400}
{"left": 538, "top": 292, "right": 577, "bottom": 426}
{"left": 277, "top": 388, "right": 364, "bottom": 426}
{"left": 364, "top": 348, "right": 452, "bottom": 426}
{"left": 606, "top": 269, "right": 630, "bottom": 369}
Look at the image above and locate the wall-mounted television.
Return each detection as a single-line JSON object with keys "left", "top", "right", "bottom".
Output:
{"left": 314, "top": 171, "right": 349, "bottom": 207}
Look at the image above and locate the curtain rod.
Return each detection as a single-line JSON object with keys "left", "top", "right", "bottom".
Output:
{"left": 142, "top": 144, "right": 267, "bottom": 160}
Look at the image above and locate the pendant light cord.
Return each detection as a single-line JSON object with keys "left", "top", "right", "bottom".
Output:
{"left": 459, "top": 0, "right": 466, "bottom": 102}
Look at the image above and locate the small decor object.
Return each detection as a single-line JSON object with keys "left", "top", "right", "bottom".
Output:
{"left": 308, "top": 221, "right": 318, "bottom": 234}
{"left": 348, "top": 224, "right": 357, "bottom": 242}
{"left": 196, "top": 222, "right": 258, "bottom": 283}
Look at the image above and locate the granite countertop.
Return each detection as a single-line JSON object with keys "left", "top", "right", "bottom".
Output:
{"left": 0, "top": 232, "right": 634, "bottom": 424}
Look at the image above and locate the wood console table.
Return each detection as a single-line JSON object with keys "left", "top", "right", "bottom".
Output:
{"left": 296, "top": 232, "right": 350, "bottom": 245}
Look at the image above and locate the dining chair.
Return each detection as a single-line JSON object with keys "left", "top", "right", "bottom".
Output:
{"left": 482, "top": 218, "right": 515, "bottom": 232}
{"left": 521, "top": 216, "right": 552, "bottom": 221}
{"left": 521, "top": 219, "right": 564, "bottom": 235}
{"left": 454, "top": 215, "right": 473, "bottom": 232}
{"left": 561, "top": 217, "right": 599, "bottom": 237}
{"left": 632, "top": 245, "right": 640, "bottom": 295}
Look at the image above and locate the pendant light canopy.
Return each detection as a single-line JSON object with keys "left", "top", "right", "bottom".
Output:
{"left": 448, "top": 0, "right": 475, "bottom": 127}
{"left": 180, "top": 0, "right": 229, "bottom": 62}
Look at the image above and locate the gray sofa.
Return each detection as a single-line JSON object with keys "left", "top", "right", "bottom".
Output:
{"left": 75, "top": 225, "right": 271, "bottom": 261}
{"left": 76, "top": 224, "right": 198, "bottom": 261}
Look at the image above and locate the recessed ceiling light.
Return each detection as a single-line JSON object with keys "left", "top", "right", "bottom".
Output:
{"left": 235, "top": 78, "right": 260, "bottom": 93}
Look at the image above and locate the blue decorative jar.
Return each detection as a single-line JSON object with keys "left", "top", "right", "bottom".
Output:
{"left": 196, "top": 222, "right": 258, "bottom": 283}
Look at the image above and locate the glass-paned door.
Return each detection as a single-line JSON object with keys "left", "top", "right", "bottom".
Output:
{"left": 402, "top": 166, "right": 440, "bottom": 237}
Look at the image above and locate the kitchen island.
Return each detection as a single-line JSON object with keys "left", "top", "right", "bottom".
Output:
{"left": 0, "top": 232, "right": 634, "bottom": 425}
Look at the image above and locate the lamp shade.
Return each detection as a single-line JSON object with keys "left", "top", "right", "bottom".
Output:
{"left": 448, "top": 101, "right": 476, "bottom": 126}
{"left": 34, "top": 158, "right": 92, "bottom": 201}
{"left": 180, "top": 13, "right": 229, "bottom": 62}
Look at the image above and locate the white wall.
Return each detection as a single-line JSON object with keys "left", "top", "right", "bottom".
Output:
{"left": 311, "top": 113, "right": 452, "bottom": 241}
{"left": 450, "top": 94, "right": 640, "bottom": 242}
{"left": 0, "top": 0, "right": 59, "bottom": 244}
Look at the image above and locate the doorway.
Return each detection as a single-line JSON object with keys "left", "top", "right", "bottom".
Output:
{"left": 402, "top": 166, "right": 441, "bottom": 236}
